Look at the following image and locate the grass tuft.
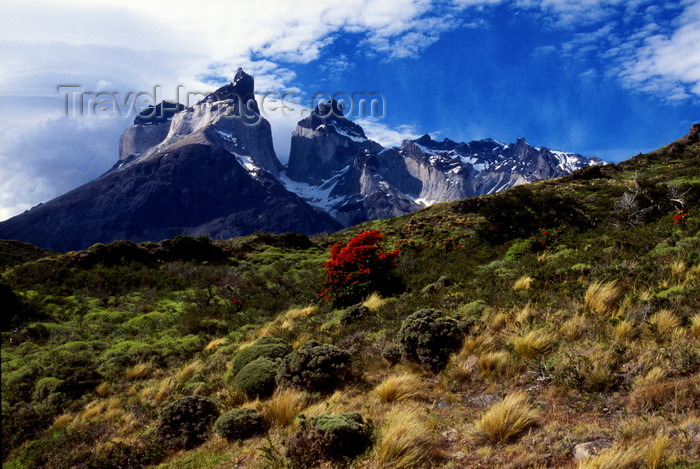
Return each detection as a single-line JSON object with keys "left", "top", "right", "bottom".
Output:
{"left": 614, "top": 319, "right": 636, "bottom": 340}
{"left": 125, "top": 362, "right": 152, "bottom": 380}
{"left": 477, "top": 351, "right": 519, "bottom": 378}
{"left": 584, "top": 280, "right": 621, "bottom": 316}
{"left": 204, "top": 337, "right": 228, "bottom": 353}
{"left": 280, "top": 306, "right": 317, "bottom": 330}
{"left": 512, "top": 276, "right": 534, "bottom": 290}
{"left": 375, "top": 406, "right": 436, "bottom": 469}
{"left": 577, "top": 444, "right": 644, "bottom": 468}
{"left": 374, "top": 372, "right": 424, "bottom": 403}
{"left": 363, "top": 292, "right": 387, "bottom": 310}
{"left": 691, "top": 313, "right": 700, "bottom": 339}
{"left": 459, "top": 333, "right": 495, "bottom": 356}
{"left": 175, "top": 359, "right": 205, "bottom": 384}
{"left": 511, "top": 328, "right": 555, "bottom": 360}
{"left": 52, "top": 413, "right": 73, "bottom": 429}
{"left": 95, "top": 381, "right": 110, "bottom": 397}
{"left": 559, "top": 314, "right": 587, "bottom": 340}
{"left": 645, "top": 309, "right": 681, "bottom": 338}
{"left": 263, "top": 389, "right": 307, "bottom": 428}
{"left": 469, "top": 391, "right": 538, "bottom": 444}
{"left": 645, "top": 435, "right": 669, "bottom": 469}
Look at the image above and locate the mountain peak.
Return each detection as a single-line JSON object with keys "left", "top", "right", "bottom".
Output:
{"left": 415, "top": 134, "right": 434, "bottom": 146}
{"left": 197, "top": 68, "right": 257, "bottom": 111}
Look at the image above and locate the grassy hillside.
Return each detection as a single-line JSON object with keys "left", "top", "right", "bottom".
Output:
{"left": 2, "top": 125, "right": 699, "bottom": 468}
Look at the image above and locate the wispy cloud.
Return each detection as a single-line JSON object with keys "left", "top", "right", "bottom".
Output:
{"left": 354, "top": 118, "right": 422, "bottom": 147}
{"left": 616, "top": 1, "right": 700, "bottom": 100}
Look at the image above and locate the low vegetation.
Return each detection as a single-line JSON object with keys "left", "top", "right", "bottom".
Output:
{"left": 2, "top": 128, "right": 699, "bottom": 467}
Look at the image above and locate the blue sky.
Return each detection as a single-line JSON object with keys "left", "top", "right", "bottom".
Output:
{"left": 1, "top": 0, "right": 699, "bottom": 221}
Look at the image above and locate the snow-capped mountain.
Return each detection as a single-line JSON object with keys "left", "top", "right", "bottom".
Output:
{"left": 0, "top": 69, "right": 604, "bottom": 251}
{"left": 0, "top": 69, "right": 341, "bottom": 251}
{"left": 282, "top": 101, "right": 604, "bottom": 226}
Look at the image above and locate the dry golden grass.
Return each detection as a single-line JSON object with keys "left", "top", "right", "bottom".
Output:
{"left": 459, "top": 333, "right": 495, "bottom": 356}
{"left": 627, "top": 376, "right": 697, "bottom": 414}
{"left": 279, "top": 306, "right": 317, "bottom": 330}
{"left": 175, "top": 359, "right": 205, "bottom": 384}
{"left": 584, "top": 350, "right": 617, "bottom": 391}
{"left": 632, "top": 366, "right": 665, "bottom": 390}
{"left": 490, "top": 312, "right": 510, "bottom": 331}
{"left": 52, "top": 413, "right": 74, "bottom": 429}
{"left": 204, "top": 337, "right": 229, "bottom": 353}
{"left": 125, "top": 362, "right": 151, "bottom": 380}
{"left": 669, "top": 259, "right": 688, "bottom": 283}
{"left": 138, "top": 385, "right": 156, "bottom": 402}
{"left": 510, "top": 329, "right": 555, "bottom": 360}
{"left": 614, "top": 319, "right": 636, "bottom": 340}
{"left": 375, "top": 406, "right": 436, "bottom": 469}
{"left": 300, "top": 390, "right": 353, "bottom": 419}
{"left": 106, "top": 397, "right": 121, "bottom": 410}
{"left": 559, "top": 314, "right": 588, "bottom": 340}
{"left": 292, "top": 332, "right": 312, "bottom": 349}
{"left": 103, "top": 408, "right": 124, "bottom": 422}
{"left": 584, "top": 280, "right": 621, "bottom": 316}
{"left": 645, "top": 435, "right": 669, "bottom": 469}
{"left": 363, "top": 292, "right": 386, "bottom": 310}
{"left": 577, "top": 445, "right": 644, "bottom": 468}
{"left": 469, "top": 391, "right": 538, "bottom": 444}
{"left": 691, "top": 313, "right": 700, "bottom": 340}
{"left": 477, "top": 351, "right": 519, "bottom": 378}
{"left": 95, "top": 381, "right": 110, "bottom": 397}
{"left": 512, "top": 275, "right": 534, "bottom": 290}
{"left": 514, "top": 303, "right": 534, "bottom": 324}
{"left": 374, "top": 372, "right": 425, "bottom": 403}
{"left": 154, "top": 377, "right": 173, "bottom": 403}
{"left": 255, "top": 305, "right": 318, "bottom": 337}
{"left": 118, "top": 412, "right": 139, "bottom": 435}
{"left": 262, "top": 389, "right": 307, "bottom": 428}
{"left": 79, "top": 400, "right": 104, "bottom": 421}
{"left": 645, "top": 309, "right": 681, "bottom": 338}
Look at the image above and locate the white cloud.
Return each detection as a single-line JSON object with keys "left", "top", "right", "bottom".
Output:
{"left": 354, "top": 119, "right": 422, "bottom": 147}
{"left": 616, "top": 0, "right": 700, "bottom": 100}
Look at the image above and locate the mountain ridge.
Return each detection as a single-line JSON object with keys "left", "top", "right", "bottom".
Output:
{"left": 1, "top": 69, "right": 603, "bottom": 251}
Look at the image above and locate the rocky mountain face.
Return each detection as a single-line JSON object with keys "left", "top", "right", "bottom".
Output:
{"left": 0, "top": 69, "right": 603, "bottom": 251}
{"left": 0, "top": 69, "right": 340, "bottom": 251}
{"left": 281, "top": 101, "right": 604, "bottom": 226}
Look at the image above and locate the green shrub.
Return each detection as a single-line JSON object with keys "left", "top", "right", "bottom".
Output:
{"left": 286, "top": 412, "right": 372, "bottom": 468}
{"left": 156, "top": 396, "right": 219, "bottom": 450}
{"left": 504, "top": 239, "right": 530, "bottom": 260}
{"left": 398, "top": 308, "right": 466, "bottom": 371}
{"left": 340, "top": 303, "right": 369, "bottom": 326}
{"left": 31, "top": 377, "right": 64, "bottom": 401}
{"left": 214, "top": 408, "right": 269, "bottom": 441}
{"left": 234, "top": 357, "right": 278, "bottom": 399}
{"left": 276, "top": 341, "right": 353, "bottom": 393}
{"left": 476, "top": 186, "right": 590, "bottom": 243}
{"left": 381, "top": 344, "right": 403, "bottom": 366}
{"left": 0, "top": 279, "right": 43, "bottom": 331}
{"left": 230, "top": 337, "right": 292, "bottom": 376}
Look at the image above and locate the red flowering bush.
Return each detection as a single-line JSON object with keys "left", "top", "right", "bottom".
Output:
{"left": 525, "top": 229, "right": 560, "bottom": 253}
{"left": 673, "top": 210, "right": 688, "bottom": 225}
{"left": 320, "top": 230, "right": 399, "bottom": 306}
